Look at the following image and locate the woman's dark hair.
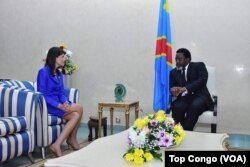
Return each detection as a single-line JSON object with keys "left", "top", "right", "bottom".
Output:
{"left": 176, "top": 48, "right": 192, "bottom": 61}
{"left": 45, "top": 47, "right": 66, "bottom": 76}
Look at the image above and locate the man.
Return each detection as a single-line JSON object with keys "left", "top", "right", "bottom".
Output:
{"left": 170, "top": 48, "right": 214, "bottom": 131}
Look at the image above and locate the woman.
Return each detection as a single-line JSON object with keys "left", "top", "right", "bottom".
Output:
{"left": 37, "top": 47, "right": 83, "bottom": 157}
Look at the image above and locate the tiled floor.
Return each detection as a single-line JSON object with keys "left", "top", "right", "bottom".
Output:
{"left": 0, "top": 123, "right": 126, "bottom": 167}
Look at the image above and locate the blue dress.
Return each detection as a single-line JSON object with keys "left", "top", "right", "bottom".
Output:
{"left": 37, "top": 65, "right": 70, "bottom": 118}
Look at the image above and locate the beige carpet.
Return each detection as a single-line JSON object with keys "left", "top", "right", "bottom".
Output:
{"left": 28, "top": 139, "right": 90, "bottom": 167}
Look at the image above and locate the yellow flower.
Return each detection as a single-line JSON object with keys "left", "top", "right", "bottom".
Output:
{"left": 174, "top": 123, "right": 185, "bottom": 134}
{"left": 144, "top": 152, "right": 153, "bottom": 161}
{"left": 155, "top": 110, "right": 166, "bottom": 122}
{"left": 156, "top": 110, "right": 166, "bottom": 117}
{"left": 174, "top": 123, "right": 185, "bottom": 146}
{"left": 124, "top": 153, "right": 134, "bottom": 161}
{"left": 134, "top": 148, "right": 144, "bottom": 156}
{"left": 134, "top": 116, "right": 150, "bottom": 129}
{"left": 142, "top": 116, "right": 150, "bottom": 125}
{"left": 134, "top": 118, "right": 145, "bottom": 129}
{"left": 59, "top": 44, "right": 68, "bottom": 49}
{"left": 134, "top": 156, "right": 144, "bottom": 165}
{"left": 73, "top": 64, "right": 78, "bottom": 71}
{"left": 179, "top": 130, "right": 186, "bottom": 139}
{"left": 175, "top": 136, "right": 182, "bottom": 146}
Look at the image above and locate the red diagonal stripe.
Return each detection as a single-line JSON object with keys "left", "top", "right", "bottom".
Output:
{"left": 166, "top": 44, "right": 172, "bottom": 64}
{"left": 155, "top": 38, "right": 166, "bottom": 56}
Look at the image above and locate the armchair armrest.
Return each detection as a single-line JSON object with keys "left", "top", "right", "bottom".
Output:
{"left": 0, "top": 87, "right": 37, "bottom": 162}
{"left": 211, "top": 95, "right": 218, "bottom": 116}
{"left": 64, "top": 88, "right": 79, "bottom": 103}
{"left": 0, "top": 87, "right": 36, "bottom": 124}
{"left": 0, "top": 86, "right": 36, "bottom": 143}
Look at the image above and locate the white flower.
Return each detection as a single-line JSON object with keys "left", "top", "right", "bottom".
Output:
{"left": 142, "top": 126, "right": 150, "bottom": 134}
{"left": 165, "top": 117, "right": 175, "bottom": 127}
{"left": 64, "top": 49, "right": 73, "bottom": 59}
{"left": 128, "top": 127, "right": 146, "bottom": 148}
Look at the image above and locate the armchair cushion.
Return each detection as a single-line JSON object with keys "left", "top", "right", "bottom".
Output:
{"left": 0, "top": 131, "right": 32, "bottom": 162}
{"left": 0, "top": 116, "right": 27, "bottom": 136}
{"left": 48, "top": 115, "right": 66, "bottom": 126}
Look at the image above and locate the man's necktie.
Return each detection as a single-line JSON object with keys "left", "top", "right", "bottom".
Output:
{"left": 181, "top": 67, "right": 187, "bottom": 86}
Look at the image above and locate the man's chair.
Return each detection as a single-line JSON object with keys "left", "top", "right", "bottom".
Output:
{"left": 196, "top": 66, "right": 218, "bottom": 133}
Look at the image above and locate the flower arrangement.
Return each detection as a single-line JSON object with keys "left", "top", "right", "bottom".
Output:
{"left": 123, "top": 110, "right": 185, "bottom": 165}
{"left": 59, "top": 44, "right": 78, "bottom": 75}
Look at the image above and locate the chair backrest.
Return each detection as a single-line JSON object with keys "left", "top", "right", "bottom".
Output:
{"left": 206, "top": 66, "right": 215, "bottom": 96}
{"left": 0, "top": 80, "right": 35, "bottom": 91}
{"left": 197, "top": 65, "right": 217, "bottom": 133}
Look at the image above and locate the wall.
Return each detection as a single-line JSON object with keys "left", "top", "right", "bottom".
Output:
{"left": 0, "top": 0, "right": 249, "bottom": 134}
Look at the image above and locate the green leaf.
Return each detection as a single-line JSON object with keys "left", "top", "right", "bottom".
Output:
{"left": 153, "top": 152, "right": 163, "bottom": 161}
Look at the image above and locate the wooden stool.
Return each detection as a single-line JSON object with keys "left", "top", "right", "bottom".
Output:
{"left": 88, "top": 116, "right": 107, "bottom": 141}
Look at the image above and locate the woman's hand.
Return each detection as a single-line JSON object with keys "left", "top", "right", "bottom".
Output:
{"left": 58, "top": 102, "right": 71, "bottom": 113}
{"left": 63, "top": 101, "right": 71, "bottom": 112}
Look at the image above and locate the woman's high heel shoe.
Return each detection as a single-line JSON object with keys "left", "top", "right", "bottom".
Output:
{"left": 66, "top": 140, "right": 80, "bottom": 150}
{"left": 48, "top": 145, "right": 62, "bottom": 157}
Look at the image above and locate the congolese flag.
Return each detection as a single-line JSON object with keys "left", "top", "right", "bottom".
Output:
{"left": 153, "top": 0, "right": 173, "bottom": 112}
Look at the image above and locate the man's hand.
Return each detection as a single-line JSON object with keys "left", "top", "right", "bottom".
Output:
{"left": 171, "top": 87, "right": 181, "bottom": 97}
{"left": 171, "top": 87, "right": 186, "bottom": 97}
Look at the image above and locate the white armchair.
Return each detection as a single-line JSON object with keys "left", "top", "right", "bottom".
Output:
{"left": 197, "top": 66, "right": 218, "bottom": 133}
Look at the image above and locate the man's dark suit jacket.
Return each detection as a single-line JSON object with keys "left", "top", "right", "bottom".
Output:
{"left": 170, "top": 62, "right": 214, "bottom": 111}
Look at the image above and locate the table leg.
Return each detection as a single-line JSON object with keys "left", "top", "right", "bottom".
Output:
{"left": 110, "top": 107, "right": 114, "bottom": 135}
{"left": 125, "top": 107, "right": 130, "bottom": 129}
{"left": 98, "top": 105, "right": 103, "bottom": 138}
{"left": 135, "top": 103, "right": 139, "bottom": 119}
